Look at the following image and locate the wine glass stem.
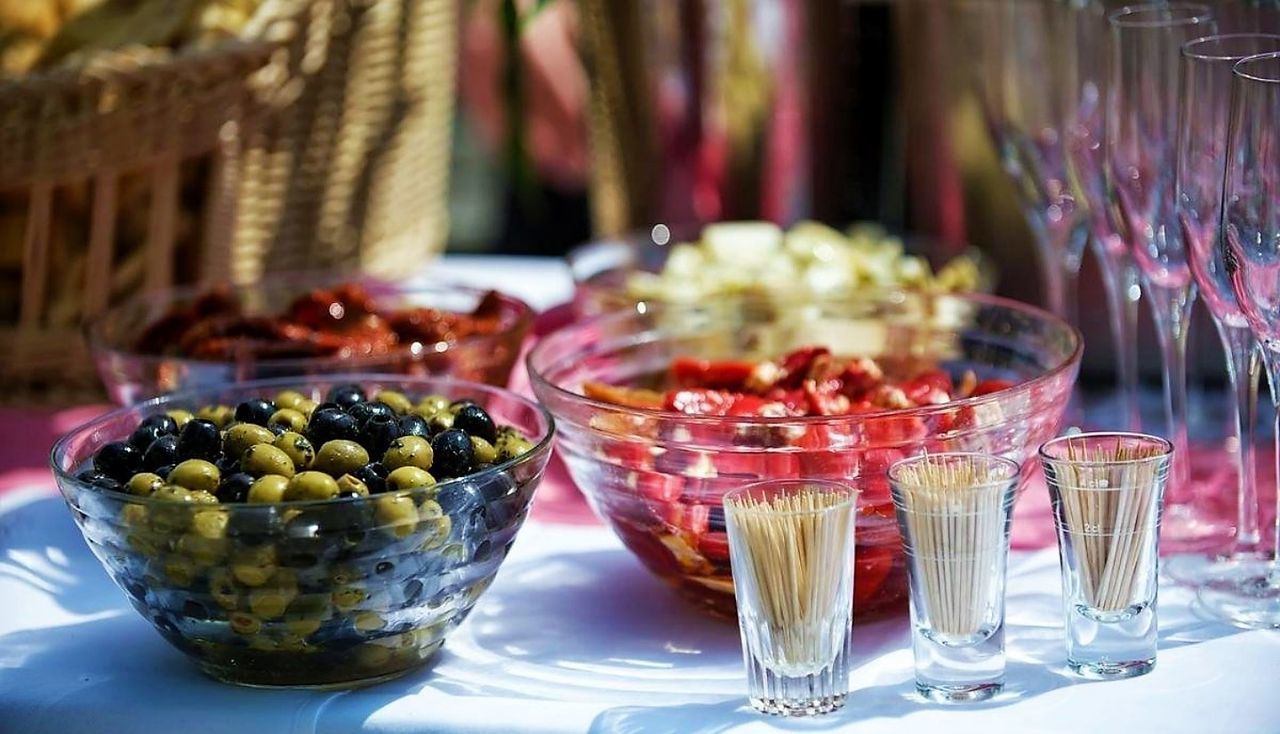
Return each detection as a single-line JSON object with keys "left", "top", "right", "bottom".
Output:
{"left": 1093, "top": 237, "right": 1142, "bottom": 431}
{"left": 1263, "top": 352, "right": 1280, "bottom": 575}
{"left": 1145, "top": 281, "right": 1194, "bottom": 519}
{"left": 1216, "top": 322, "right": 1262, "bottom": 552}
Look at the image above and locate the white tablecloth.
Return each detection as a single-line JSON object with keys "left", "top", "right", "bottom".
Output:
{"left": 3, "top": 483, "right": 1279, "bottom": 734}
{"left": 4, "top": 257, "right": 1279, "bottom": 733}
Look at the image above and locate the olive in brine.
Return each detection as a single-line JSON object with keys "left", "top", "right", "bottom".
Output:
{"left": 453, "top": 404, "right": 497, "bottom": 443}
{"left": 430, "top": 429, "right": 474, "bottom": 478}
{"left": 352, "top": 463, "right": 389, "bottom": 494}
{"left": 275, "top": 390, "right": 308, "bottom": 411}
{"left": 306, "top": 408, "right": 360, "bottom": 446}
{"left": 374, "top": 390, "right": 413, "bottom": 415}
{"left": 382, "top": 436, "right": 432, "bottom": 471}
{"left": 217, "top": 472, "right": 255, "bottom": 503}
{"left": 234, "top": 399, "right": 276, "bottom": 426}
{"left": 177, "top": 419, "right": 222, "bottom": 463}
{"left": 126, "top": 472, "right": 165, "bottom": 497}
{"left": 397, "top": 414, "right": 430, "bottom": 439}
{"left": 94, "top": 441, "right": 141, "bottom": 482}
{"left": 224, "top": 423, "right": 276, "bottom": 459}
{"left": 327, "top": 384, "right": 367, "bottom": 410}
{"left": 247, "top": 474, "right": 290, "bottom": 503}
{"left": 169, "top": 459, "right": 221, "bottom": 495}
{"left": 142, "top": 434, "right": 179, "bottom": 472}
{"left": 273, "top": 431, "right": 316, "bottom": 470}
{"left": 284, "top": 471, "right": 341, "bottom": 501}
{"left": 268, "top": 408, "right": 308, "bottom": 434}
{"left": 386, "top": 466, "right": 436, "bottom": 493}
{"left": 348, "top": 400, "right": 394, "bottom": 426}
{"left": 314, "top": 440, "right": 369, "bottom": 477}
{"left": 241, "top": 444, "right": 297, "bottom": 479}
{"left": 358, "top": 414, "right": 400, "bottom": 458}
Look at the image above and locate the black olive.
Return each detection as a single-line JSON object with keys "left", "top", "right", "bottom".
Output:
{"left": 267, "top": 423, "right": 288, "bottom": 436}
{"left": 228, "top": 506, "right": 281, "bottom": 543}
{"left": 279, "top": 513, "right": 334, "bottom": 568}
{"left": 430, "top": 429, "right": 474, "bottom": 479}
{"left": 402, "top": 579, "right": 424, "bottom": 607}
{"left": 139, "top": 413, "right": 178, "bottom": 437}
{"left": 176, "top": 419, "right": 222, "bottom": 463}
{"left": 326, "top": 384, "right": 367, "bottom": 410}
{"left": 306, "top": 409, "right": 360, "bottom": 446}
{"left": 128, "top": 423, "right": 167, "bottom": 451}
{"left": 352, "top": 463, "right": 389, "bottom": 494}
{"left": 93, "top": 441, "right": 141, "bottom": 482}
{"left": 215, "top": 454, "right": 241, "bottom": 477}
{"left": 153, "top": 463, "right": 176, "bottom": 481}
{"left": 142, "top": 434, "right": 179, "bottom": 472}
{"left": 312, "top": 401, "right": 344, "bottom": 414}
{"left": 473, "top": 539, "right": 492, "bottom": 562}
{"left": 374, "top": 560, "right": 394, "bottom": 575}
{"left": 452, "top": 405, "right": 497, "bottom": 443}
{"left": 397, "top": 414, "right": 430, "bottom": 439}
{"left": 475, "top": 469, "right": 516, "bottom": 503}
{"left": 233, "top": 399, "right": 276, "bottom": 426}
{"left": 348, "top": 400, "right": 394, "bottom": 426}
{"left": 450, "top": 398, "right": 478, "bottom": 411}
{"left": 358, "top": 414, "right": 400, "bottom": 458}
{"left": 77, "top": 470, "right": 121, "bottom": 492}
{"left": 217, "top": 472, "right": 255, "bottom": 503}
{"left": 436, "top": 480, "right": 485, "bottom": 520}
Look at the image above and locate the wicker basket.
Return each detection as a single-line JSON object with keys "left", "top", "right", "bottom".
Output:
{"left": 0, "top": 0, "right": 456, "bottom": 402}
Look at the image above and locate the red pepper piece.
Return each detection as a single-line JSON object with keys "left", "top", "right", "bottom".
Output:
{"left": 972, "top": 378, "right": 1016, "bottom": 396}
{"left": 583, "top": 382, "right": 665, "bottom": 409}
{"left": 671, "top": 357, "right": 756, "bottom": 391}
{"left": 662, "top": 501, "right": 711, "bottom": 535}
{"left": 902, "top": 369, "right": 954, "bottom": 405}
{"left": 628, "top": 468, "right": 684, "bottom": 503}
{"left": 776, "top": 346, "right": 831, "bottom": 388}
{"left": 853, "top": 544, "right": 899, "bottom": 609}
{"left": 697, "top": 532, "right": 731, "bottom": 562}
{"left": 803, "top": 379, "right": 852, "bottom": 416}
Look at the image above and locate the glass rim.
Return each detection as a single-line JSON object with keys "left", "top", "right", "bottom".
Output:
{"left": 1182, "top": 33, "right": 1280, "bottom": 62}
{"left": 1108, "top": 2, "right": 1213, "bottom": 28}
{"left": 1234, "top": 51, "right": 1280, "bottom": 84}
{"left": 724, "top": 478, "right": 860, "bottom": 515}
{"left": 886, "top": 451, "right": 1021, "bottom": 489}
{"left": 1038, "top": 431, "right": 1174, "bottom": 466}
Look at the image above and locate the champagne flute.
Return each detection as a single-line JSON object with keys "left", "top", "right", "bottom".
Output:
{"left": 1215, "top": 50, "right": 1280, "bottom": 628}
{"left": 967, "top": 0, "right": 1088, "bottom": 325}
{"left": 1065, "top": 0, "right": 1144, "bottom": 433}
{"left": 1107, "top": 3, "right": 1217, "bottom": 550}
{"left": 1170, "top": 34, "right": 1280, "bottom": 587}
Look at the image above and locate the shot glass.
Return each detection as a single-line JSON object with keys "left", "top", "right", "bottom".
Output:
{"left": 724, "top": 479, "right": 859, "bottom": 716}
{"left": 888, "top": 452, "right": 1019, "bottom": 703}
{"left": 1040, "top": 432, "right": 1171, "bottom": 680}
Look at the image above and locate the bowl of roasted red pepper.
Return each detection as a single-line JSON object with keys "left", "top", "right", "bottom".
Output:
{"left": 89, "top": 275, "right": 535, "bottom": 405}
{"left": 528, "top": 293, "right": 1081, "bottom": 619}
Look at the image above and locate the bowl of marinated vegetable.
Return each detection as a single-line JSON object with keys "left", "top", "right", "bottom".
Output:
{"left": 88, "top": 274, "right": 536, "bottom": 404}
{"left": 50, "top": 376, "right": 554, "bottom": 688}
{"left": 528, "top": 293, "right": 1079, "bottom": 619}
{"left": 567, "top": 220, "right": 992, "bottom": 316}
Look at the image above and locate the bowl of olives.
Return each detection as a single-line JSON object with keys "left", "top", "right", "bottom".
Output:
{"left": 50, "top": 376, "right": 554, "bottom": 689}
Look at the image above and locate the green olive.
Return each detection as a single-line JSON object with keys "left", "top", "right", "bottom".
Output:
{"left": 284, "top": 471, "right": 340, "bottom": 501}
{"left": 470, "top": 436, "right": 498, "bottom": 465}
{"left": 374, "top": 494, "right": 419, "bottom": 537}
{"left": 195, "top": 404, "right": 234, "bottom": 429}
{"left": 415, "top": 394, "right": 450, "bottom": 416}
{"left": 353, "top": 611, "right": 386, "bottom": 633}
{"left": 274, "top": 389, "right": 308, "bottom": 411}
{"left": 386, "top": 466, "right": 436, "bottom": 493}
{"left": 224, "top": 423, "right": 276, "bottom": 458}
{"left": 247, "top": 635, "right": 278, "bottom": 652}
{"left": 152, "top": 483, "right": 193, "bottom": 503}
{"left": 241, "top": 444, "right": 297, "bottom": 478}
{"left": 229, "top": 611, "right": 262, "bottom": 635}
{"left": 209, "top": 568, "right": 239, "bottom": 610}
{"left": 427, "top": 412, "right": 454, "bottom": 433}
{"left": 169, "top": 459, "right": 221, "bottom": 495}
{"left": 272, "top": 431, "right": 316, "bottom": 470}
{"left": 126, "top": 472, "right": 164, "bottom": 497}
{"left": 188, "top": 490, "right": 219, "bottom": 505}
{"left": 268, "top": 408, "right": 308, "bottom": 433}
{"left": 191, "top": 508, "right": 229, "bottom": 539}
{"left": 382, "top": 436, "right": 433, "bottom": 471}
{"left": 375, "top": 390, "right": 413, "bottom": 415}
{"left": 418, "top": 500, "right": 451, "bottom": 550}
{"left": 120, "top": 503, "right": 149, "bottom": 528}
{"left": 166, "top": 409, "right": 193, "bottom": 429}
{"left": 355, "top": 643, "right": 392, "bottom": 669}
{"left": 247, "top": 474, "right": 290, "bottom": 503}
{"left": 231, "top": 545, "right": 276, "bottom": 587}
{"left": 163, "top": 555, "right": 198, "bottom": 586}
{"left": 496, "top": 433, "right": 535, "bottom": 462}
{"left": 248, "top": 570, "right": 298, "bottom": 618}
{"left": 337, "top": 474, "right": 370, "bottom": 497}
{"left": 314, "top": 440, "right": 369, "bottom": 477}
{"left": 276, "top": 633, "right": 309, "bottom": 651}
{"left": 284, "top": 616, "right": 323, "bottom": 638}
{"left": 332, "top": 584, "right": 367, "bottom": 612}
{"left": 297, "top": 399, "right": 319, "bottom": 417}
{"left": 176, "top": 532, "right": 226, "bottom": 566}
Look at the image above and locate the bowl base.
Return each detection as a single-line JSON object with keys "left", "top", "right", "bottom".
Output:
{"left": 195, "top": 640, "right": 443, "bottom": 690}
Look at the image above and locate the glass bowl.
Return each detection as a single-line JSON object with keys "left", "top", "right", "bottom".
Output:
{"left": 88, "top": 275, "right": 536, "bottom": 404}
{"left": 50, "top": 376, "right": 554, "bottom": 689}
{"left": 566, "top": 226, "right": 996, "bottom": 317}
{"left": 528, "top": 293, "right": 1080, "bottom": 619}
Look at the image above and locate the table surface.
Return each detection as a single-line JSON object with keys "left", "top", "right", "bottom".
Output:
{"left": 3, "top": 256, "right": 1279, "bottom": 734}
